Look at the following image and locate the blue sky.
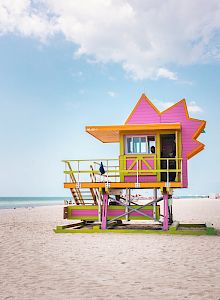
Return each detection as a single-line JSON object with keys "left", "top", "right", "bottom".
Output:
{"left": 0, "top": 1, "right": 220, "bottom": 196}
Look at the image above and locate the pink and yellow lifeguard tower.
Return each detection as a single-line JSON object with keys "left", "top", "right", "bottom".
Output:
{"left": 54, "top": 94, "right": 215, "bottom": 234}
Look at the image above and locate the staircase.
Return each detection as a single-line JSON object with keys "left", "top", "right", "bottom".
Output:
{"left": 66, "top": 162, "right": 100, "bottom": 205}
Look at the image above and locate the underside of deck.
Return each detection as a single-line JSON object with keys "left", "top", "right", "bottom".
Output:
{"left": 64, "top": 181, "right": 182, "bottom": 189}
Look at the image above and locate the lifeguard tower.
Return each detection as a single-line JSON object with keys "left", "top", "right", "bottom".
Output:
{"left": 54, "top": 94, "right": 215, "bottom": 235}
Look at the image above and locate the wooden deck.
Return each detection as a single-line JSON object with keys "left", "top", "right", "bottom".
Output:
{"left": 64, "top": 181, "right": 182, "bottom": 189}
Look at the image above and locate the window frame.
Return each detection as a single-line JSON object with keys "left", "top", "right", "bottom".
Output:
{"left": 125, "top": 135, "right": 156, "bottom": 155}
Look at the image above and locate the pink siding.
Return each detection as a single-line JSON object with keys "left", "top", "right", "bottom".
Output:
{"left": 161, "top": 102, "right": 202, "bottom": 155}
{"left": 182, "top": 159, "right": 188, "bottom": 188}
{"left": 126, "top": 159, "right": 136, "bottom": 170}
{"left": 124, "top": 96, "right": 205, "bottom": 188}
{"left": 124, "top": 176, "right": 157, "bottom": 182}
{"left": 126, "top": 158, "right": 154, "bottom": 170}
{"left": 160, "top": 102, "right": 202, "bottom": 188}
{"left": 72, "top": 208, "right": 154, "bottom": 218}
{"left": 108, "top": 209, "right": 153, "bottom": 217}
{"left": 127, "top": 96, "right": 160, "bottom": 124}
{"left": 125, "top": 155, "right": 156, "bottom": 183}
{"left": 141, "top": 159, "right": 154, "bottom": 170}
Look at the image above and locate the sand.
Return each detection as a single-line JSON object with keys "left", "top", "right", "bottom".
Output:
{"left": 0, "top": 198, "right": 220, "bottom": 300}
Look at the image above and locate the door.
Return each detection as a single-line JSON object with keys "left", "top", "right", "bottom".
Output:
{"left": 160, "top": 134, "right": 176, "bottom": 182}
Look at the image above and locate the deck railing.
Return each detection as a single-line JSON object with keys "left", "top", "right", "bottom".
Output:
{"left": 63, "top": 157, "right": 182, "bottom": 186}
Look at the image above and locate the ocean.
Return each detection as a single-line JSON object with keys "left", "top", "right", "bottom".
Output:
{"left": 0, "top": 197, "right": 71, "bottom": 209}
{"left": 0, "top": 195, "right": 209, "bottom": 209}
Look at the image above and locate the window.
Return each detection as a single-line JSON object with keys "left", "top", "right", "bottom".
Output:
{"left": 148, "top": 136, "right": 156, "bottom": 153}
{"left": 126, "top": 136, "right": 155, "bottom": 154}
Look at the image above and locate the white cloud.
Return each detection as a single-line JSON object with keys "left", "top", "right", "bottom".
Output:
{"left": 154, "top": 100, "right": 175, "bottom": 111}
{"left": 156, "top": 68, "right": 177, "bottom": 80}
{"left": 188, "top": 101, "right": 203, "bottom": 113}
{"left": 0, "top": 0, "right": 57, "bottom": 40}
{"left": 154, "top": 99, "right": 203, "bottom": 114}
{"left": 1, "top": 0, "right": 220, "bottom": 80}
{"left": 107, "top": 91, "right": 117, "bottom": 97}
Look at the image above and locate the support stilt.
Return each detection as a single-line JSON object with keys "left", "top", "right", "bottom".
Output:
{"left": 168, "top": 196, "right": 173, "bottom": 225}
{"left": 153, "top": 188, "right": 157, "bottom": 221}
{"left": 125, "top": 188, "right": 129, "bottom": 222}
{"left": 98, "top": 199, "right": 102, "bottom": 223}
{"left": 101, "top": 193, "right": 108, "bottom": 229}
{"left": 163, "top": 190, "right": 169, "bottom": 231}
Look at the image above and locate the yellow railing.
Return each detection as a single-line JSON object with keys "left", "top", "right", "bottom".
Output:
{"left": 63, "top": 157, "right": 182, "bottom": 185}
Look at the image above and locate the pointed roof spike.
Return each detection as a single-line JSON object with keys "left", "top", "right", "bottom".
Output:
{"left": 125, "top": 94, "right": 161, "bottom": 124}
{"left": 160, "top": 98, "right": 206, "bottom": 159}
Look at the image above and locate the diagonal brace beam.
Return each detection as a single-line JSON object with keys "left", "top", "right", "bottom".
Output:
{"left": 108, "top": 197, "right": 162, "bottom": 224}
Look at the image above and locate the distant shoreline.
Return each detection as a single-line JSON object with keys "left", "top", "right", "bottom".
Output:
{"left": 0, "top": 197, "right": 70, "bottom": 210}
{"left": 0, "top": 195, "right": 214, "bottom": 210}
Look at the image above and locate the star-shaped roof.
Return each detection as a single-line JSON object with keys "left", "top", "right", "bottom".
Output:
{"left": 125, "top": 94, "right": 206, "bottom": 159}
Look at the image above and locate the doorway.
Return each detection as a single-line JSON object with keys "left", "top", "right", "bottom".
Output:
{"left": 160, "top": 134, "right": 176, "bottom": 182}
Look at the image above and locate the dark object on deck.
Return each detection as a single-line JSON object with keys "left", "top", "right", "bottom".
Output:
{"left": 99, "top": 162, "right": 105, "bottom": 175}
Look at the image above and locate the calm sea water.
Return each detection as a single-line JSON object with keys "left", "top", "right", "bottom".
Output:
{"left": 0, "top": 195, "right": 208, "bottom": 209}
{"left": 0, "top": 197, "right": 71, "bottom": 209}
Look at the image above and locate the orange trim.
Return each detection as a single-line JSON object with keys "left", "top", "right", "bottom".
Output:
{"left": 193, "top": 120, "right": 206, "bottom": 140}
{"left": 85, "top": 130, "right": 116, "bottom": 143}
{"left": 86, "top": 123, "right": 181, "bottom": 143}
{"left": 160, "top": 99, "right": 206, "bottom": 159}
{"left": 86, "top": 124, "right": 181, "bottom": 132}
{"left": 125, "top": 93, "right": 161, "bottom": 124}
{"left": 188, "top": 143, "right": 205, "bottom": 159}
{"left": 160, "top": 99, "right": 185, "bottom": 115}
{"left": 64, "top": 182, "right": 182, "bottom": 189}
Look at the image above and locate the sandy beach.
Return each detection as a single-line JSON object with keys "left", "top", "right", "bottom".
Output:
{"left": 0, "top": 198, "right": 220, "bottom": 300}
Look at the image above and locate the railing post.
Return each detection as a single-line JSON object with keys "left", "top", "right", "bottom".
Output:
{"left": 77, "top": 160, "right": 80, "bottom": 184}
{"left": 98, "top": 199, "right": 102, "bottom": 223}
{"left": 136, "top": 158, "right": 139, "bottom": 185}
{"left": 158, "top": 157, "right": 160, "bottom": 182}
{"left": 65, "top": 162, "right": 67, "bottom": 183}
{"left": 153, "top": 188, "right": 157, "bottom": 221}
{"left": 167, "top": 159, "right": 169, "bottom": 185}
{"left": 101, "top": 193, "right": 108, "bottom": 230}
{"left": 180, "top": 159, "right": 183, "bottom": 183}
{"left": 114, "top": 166, "right": 116, "bottom": 182}
{"left": 106, "top": 159, "right": 109, "bottom": 184}
{"left": 163, "top": 190, "right": 169, "bottom": 231}
{"left": 125, "top": 188, "right": 129, "bottom": 222}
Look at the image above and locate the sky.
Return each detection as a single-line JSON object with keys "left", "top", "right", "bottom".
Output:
{"left": 0, "top": 0, "right": 220, "bottom": 196}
